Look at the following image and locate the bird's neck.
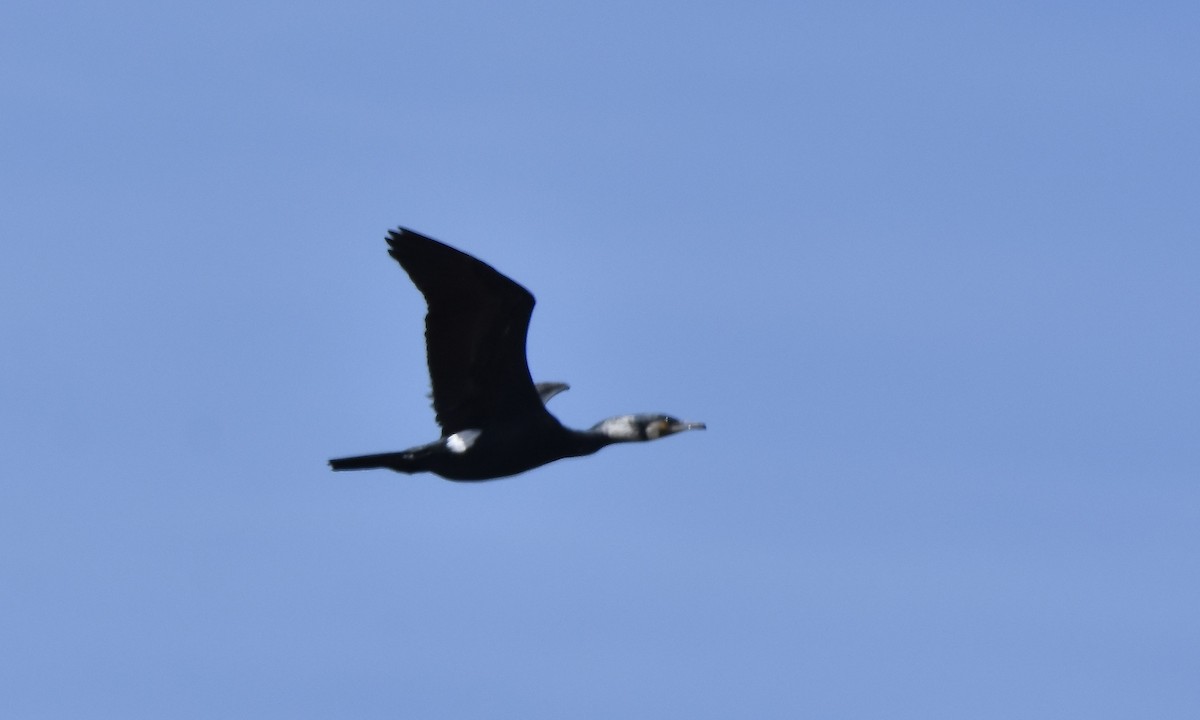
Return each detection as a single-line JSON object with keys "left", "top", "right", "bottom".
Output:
{"left": 562, "top": 415, "right": 645, "bottom": 456}
{"left": 559, "top": 418, "right": 637, "bottom": 456}
{"left": 561, "top": 428, "right": 618, "bottom": 458}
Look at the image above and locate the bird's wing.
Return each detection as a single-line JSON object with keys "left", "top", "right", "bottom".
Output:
{"left": 386, "top": 228, "right": 549, "bottom": 435}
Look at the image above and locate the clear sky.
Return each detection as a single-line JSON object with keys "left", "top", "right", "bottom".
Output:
{"left": 3, "top": 1, "right": 1198, "bottom": 717}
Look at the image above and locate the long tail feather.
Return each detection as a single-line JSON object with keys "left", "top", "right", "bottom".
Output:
{"left": 329, "top": 452, "right": 416, "bottom": 473}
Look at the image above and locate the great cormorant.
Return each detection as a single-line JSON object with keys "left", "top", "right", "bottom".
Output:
{"left": 329, "top": 228, "right": 705, "bottom": 481}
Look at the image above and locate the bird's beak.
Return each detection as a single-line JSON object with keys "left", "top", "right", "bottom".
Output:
{"left": 674, "top": 420, "right": 706, "bottom": 432}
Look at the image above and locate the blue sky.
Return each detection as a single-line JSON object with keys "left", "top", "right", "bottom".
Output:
{"left": 3, "top": 1, "right": 1198, "bottom": 717}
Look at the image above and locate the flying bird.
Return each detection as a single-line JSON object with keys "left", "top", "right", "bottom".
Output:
{"left": 329, "top": 228, "right": 705, "bottom": 481}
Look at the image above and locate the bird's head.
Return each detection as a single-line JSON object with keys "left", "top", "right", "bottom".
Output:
{"left": 591, "top": 414, "right": 707, "bottom": 442}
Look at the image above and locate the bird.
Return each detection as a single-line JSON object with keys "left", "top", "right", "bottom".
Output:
{"left": 329, "top": 228, "right": 705, "bottom": 481}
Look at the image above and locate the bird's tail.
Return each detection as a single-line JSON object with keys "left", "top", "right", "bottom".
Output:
{"left": 329, "top": 451, "right": 419, "bottom": 473}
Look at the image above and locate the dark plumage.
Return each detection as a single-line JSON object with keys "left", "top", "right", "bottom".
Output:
{"left": 329, "top": 228, "right": 705, "bottom": 481}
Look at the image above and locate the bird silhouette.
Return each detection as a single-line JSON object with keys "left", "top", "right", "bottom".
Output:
{"left": 329, "top": 228, "right": 705, "bottom": 480}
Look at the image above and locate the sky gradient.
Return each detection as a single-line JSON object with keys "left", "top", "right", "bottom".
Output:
{"left": 3, "top": 1, "right": 1199, "bottom": 717}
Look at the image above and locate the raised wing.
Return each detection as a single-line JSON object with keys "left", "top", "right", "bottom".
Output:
{"left": 386, "top": 228, "right": 548, "bottom": 435}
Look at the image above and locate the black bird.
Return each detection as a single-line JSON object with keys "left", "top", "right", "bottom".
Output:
{"left": 329, "top": 228, "right": 705, "bottom": 481}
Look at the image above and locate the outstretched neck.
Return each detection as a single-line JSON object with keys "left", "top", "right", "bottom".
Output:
{"left": 589, "top": 415, "right": 647, "bottom": 442}
{"left": 561, "top": 416, "right": 641, "bottom": 458}
{"left": 563, "top": 413, "right": 706, "bottom": 458}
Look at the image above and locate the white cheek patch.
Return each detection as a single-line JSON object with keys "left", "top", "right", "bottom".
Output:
{"left": 445, "top": 429, "right": 482, "bottom": 454}
{"left": 597, "top": 416, "right": 639, "bottom": 441}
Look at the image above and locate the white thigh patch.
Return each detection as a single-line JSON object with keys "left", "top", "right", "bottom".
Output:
{"left": 445, "top": 429, "right": 482, "bottom": 454}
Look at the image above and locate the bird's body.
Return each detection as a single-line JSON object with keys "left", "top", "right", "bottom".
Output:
{"left": 331, "top": 416, "right": 606, "bottom": 480}
{"left": 329, "top": 228, "right": 704, "bottom": 481}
